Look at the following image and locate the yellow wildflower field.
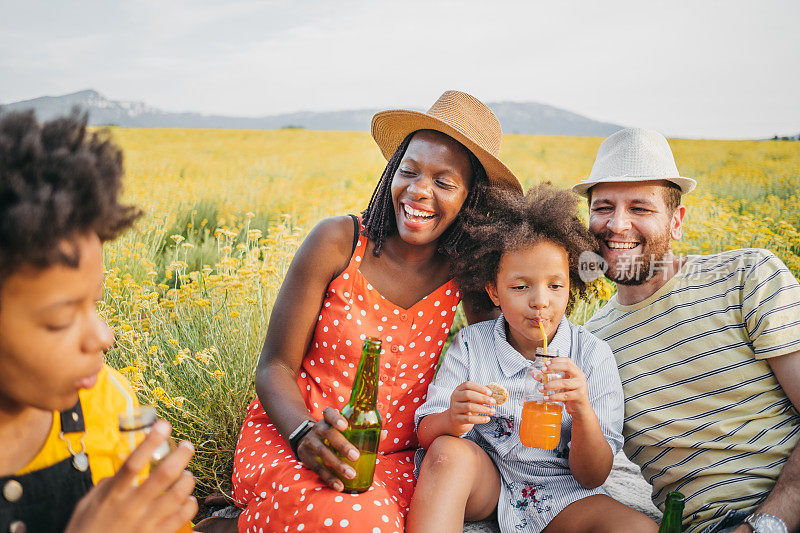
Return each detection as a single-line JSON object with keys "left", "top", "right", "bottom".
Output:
{"left": 100, "top": 128, "right": 800, "bottom": 496}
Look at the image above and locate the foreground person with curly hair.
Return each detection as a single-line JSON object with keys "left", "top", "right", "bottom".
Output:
{"left": 0, "top": 111, "right": 197, "bottom": 533}
{"left": 407, "top": 184, "right": 657, "bottom": 533}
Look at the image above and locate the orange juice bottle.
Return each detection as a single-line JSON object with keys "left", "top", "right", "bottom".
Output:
{"left": 519, "top": 347, "right": 563, "bottom": 449}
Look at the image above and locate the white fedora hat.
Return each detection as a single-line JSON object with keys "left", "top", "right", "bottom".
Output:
{"left": 571, "top": 128, "right": 697, "bottom": 198}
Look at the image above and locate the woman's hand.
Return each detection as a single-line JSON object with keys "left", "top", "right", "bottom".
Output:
{"left": 447, "top": 381, "right": 496, "bottom": 435}
{"left": 296, "top": 407, "right": 390, "bottom": 491}
{"left": 65, "top": 420, "right": 197, "bottom": 533}
{"left": 539, "top": 357, "right": 591, "bottom": 416}
{"left": 295, "top": 407, "right": 361, "bottom": 492}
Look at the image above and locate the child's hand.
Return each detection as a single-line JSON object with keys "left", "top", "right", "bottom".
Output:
{"left": 447, "top": 381, "right": 496, "bottom": 435}
{"left": 538, "top": 358, "right": 592, "bottom": 416}
{"left": 65, "top": 420, "right": 197, "bottom": 533}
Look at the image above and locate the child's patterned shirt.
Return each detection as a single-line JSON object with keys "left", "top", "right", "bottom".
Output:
{"left": 414, "top": 315, "right": 624, "bottom": 533}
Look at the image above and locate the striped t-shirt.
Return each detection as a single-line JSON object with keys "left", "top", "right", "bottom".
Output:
{"left": 586, "top": 248, "right": 800, "bottom": 532}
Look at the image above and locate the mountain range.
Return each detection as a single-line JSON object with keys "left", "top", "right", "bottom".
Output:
{"left": 0, "top": 89, "right": 625, "bottom": 137}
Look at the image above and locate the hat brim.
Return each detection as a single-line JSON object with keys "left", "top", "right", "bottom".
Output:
{"left": 371, "top": 109, "right": 522, "bottom": 193}
{"left": 571, "top": 176, "right": 697, "bottom": 198}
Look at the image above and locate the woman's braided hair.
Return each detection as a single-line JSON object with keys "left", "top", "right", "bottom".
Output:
{"left": 452, "top": 182, "right": 600, "bottom": 314}
{"left": 361, "top": 130, "right": 489, "bottom": 257}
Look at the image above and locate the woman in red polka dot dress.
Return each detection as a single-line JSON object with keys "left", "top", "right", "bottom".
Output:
{"left": 229, "top": 91, "right": 522, "bottom": 533}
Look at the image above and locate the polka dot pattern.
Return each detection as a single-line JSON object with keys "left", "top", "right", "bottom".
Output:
{"left": 232, "top": 223, "right": 459, "bottom": 531}
{"left": 294, "top": 231, "right": 458, "bottom": 454}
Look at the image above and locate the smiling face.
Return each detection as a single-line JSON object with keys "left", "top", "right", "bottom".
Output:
{"left": 588, "top": 181, "right": 685, "bottom": 285}
{"left": 485, "top": 241, "right": 571, "bottom": 358}
{"left": 390, "top": 130, "right": 473, "bottom": 247}
{"left": 0, "top": 232, "right": 114, "bottom": 413}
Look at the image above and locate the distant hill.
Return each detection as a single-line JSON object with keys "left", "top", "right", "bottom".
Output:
{"left": 771, "top": 132, "right": 800, "bottom": 141}
{"left": 0, "top": 89, "right": 624, "bottom": 136}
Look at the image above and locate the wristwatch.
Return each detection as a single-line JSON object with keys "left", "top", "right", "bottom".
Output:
{"left": 744, "top": 513, "right": 787, "bottom": 533}
{"left": 288, "top": 419, "right": 315, "bottom": 459}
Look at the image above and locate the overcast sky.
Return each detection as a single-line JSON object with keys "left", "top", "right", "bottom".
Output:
{"left": 1, "top": 0, "right": 798, "bottom": 138}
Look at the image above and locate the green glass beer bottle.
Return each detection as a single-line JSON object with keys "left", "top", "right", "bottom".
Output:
{"left": 337, "top": 337, "right": 382, "bottom": 493}
{"left": 658, "top": 491, "right": 685, "bottom": 533}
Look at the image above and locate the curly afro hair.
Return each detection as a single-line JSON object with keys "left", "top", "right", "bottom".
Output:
{"left": 0, "top": 110, "right": 142, "bottom": 280}
{"left": 452, "top": 182, "right": 599, "bottom": 315}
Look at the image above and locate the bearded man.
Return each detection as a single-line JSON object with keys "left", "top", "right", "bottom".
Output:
{"left": 574, "top": 128, "right": 800, "bottom": 533}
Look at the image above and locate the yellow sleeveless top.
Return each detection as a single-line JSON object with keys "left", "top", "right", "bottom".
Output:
{"left": 16, "top": 365, "right": 139, "bottom": 485}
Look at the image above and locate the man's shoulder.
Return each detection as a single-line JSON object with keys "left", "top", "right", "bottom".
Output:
{"left": 584, "top": 299, "right": 617, "bottom": 333}
{"left": 571, "top": 321, "right": 615, "bottom": 362}
{"left": 573, "top": 321, "right": 607, "bottom": 345}
{"left": 683, "top": 248, "right": 777, "bottom": 277}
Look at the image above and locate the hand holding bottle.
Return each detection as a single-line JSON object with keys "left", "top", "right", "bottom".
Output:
{"left": 295, "top": 407, "right": 360, "bottom": 492}
{"left": 538, "top": 357, "right": 592, "bottom": 416}
{"left": 296, "top": 406, "right": 390, "bottom": 492}
{"left": 64, "top": 420, "right": 197, "bottom": 533}
{"left": 296, "top": 337, "right": 384, "bottom": 493}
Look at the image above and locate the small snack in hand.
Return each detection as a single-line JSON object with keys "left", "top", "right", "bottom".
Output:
{"left": 487, "top": 382, "right": 509, "bottom": 405}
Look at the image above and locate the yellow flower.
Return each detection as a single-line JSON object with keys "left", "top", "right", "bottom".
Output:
{"left": 153, "top": 386, "right": 168, "bottom": 401}
{"left": 196, "top": 349, "right": 213, "bottom": 365}
{"left": 152, "top": 386, "right": 174, "bottom": 407}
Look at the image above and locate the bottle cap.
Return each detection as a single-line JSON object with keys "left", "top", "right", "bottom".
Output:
{"left": 535, "top": 347, "right": 559, "bottom": 358}
{"left": 363, "top": 337, "right": 381, "bottom": 351}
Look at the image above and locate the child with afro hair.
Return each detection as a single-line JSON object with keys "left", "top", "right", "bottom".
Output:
{"left": 0, "top": 110, "right": 197, "bottom": 533}
{"left": 407, "top": 184, "right": 656, "bottom": 533}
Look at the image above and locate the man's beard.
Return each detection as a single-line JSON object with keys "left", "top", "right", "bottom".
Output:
{"left": 602, "top": 229, "right": 672, "bottom": 286}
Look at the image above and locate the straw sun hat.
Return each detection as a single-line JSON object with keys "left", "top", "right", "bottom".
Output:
{"left": 371, "top": 90, "right": 522, "bottom": 193}
{"left": 571, "top": 128, "right": 697, "bottom": 198}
